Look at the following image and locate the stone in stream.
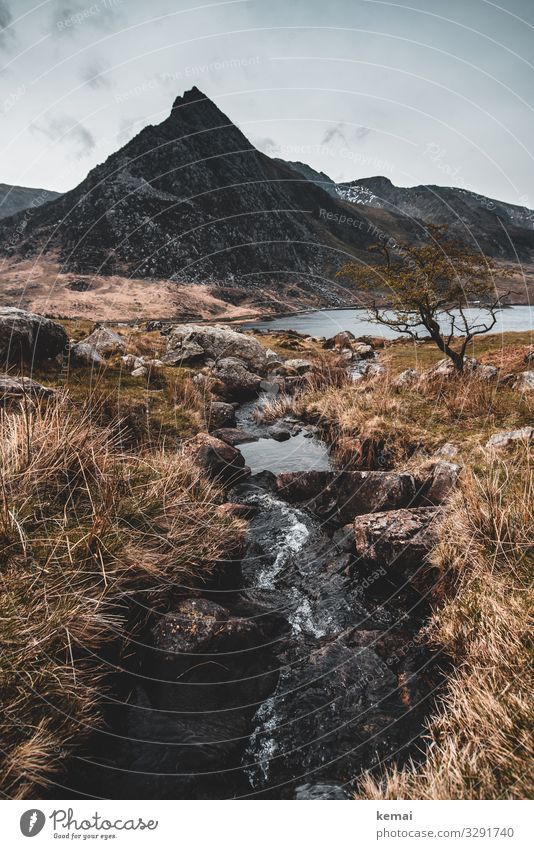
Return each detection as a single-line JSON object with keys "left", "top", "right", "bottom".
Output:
{"left": 205, "top": 400, "right": 237, "bottom": 430}
{"left": 184, "top": 433, "right": 250, "bottom": 484}
{"left": 210, "top": 427, "right": 259, "bottom": 446}
{"left": 275, "top": 469, "right": 417, "bottom": 525}
{"left": 351, "top": 507, "right": 440, "bottom": 574}
{"left": 211, "top": 357, "right": 263, "bottom": 401}
{"left": 101, "top": 598, "right": 278, "bottom": 799}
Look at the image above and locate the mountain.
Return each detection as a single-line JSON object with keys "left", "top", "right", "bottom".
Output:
{"left": 1, "top": 88, "right": 412, "bottom": 306}
{"left": 276, "top": 160, "right": 338, "bottom": 197}
{"left": 336, "top": 176, "right": 534, "bottom": 261}
{"left": 1, "top": 89, "right": 531, "bottom": 312}
{"left": 0, "top": 184, "right": 61, "bottom": 221}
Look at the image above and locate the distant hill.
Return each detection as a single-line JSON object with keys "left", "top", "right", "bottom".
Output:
{"left": 0, "top": 183, "right": 61, "bottom": 221}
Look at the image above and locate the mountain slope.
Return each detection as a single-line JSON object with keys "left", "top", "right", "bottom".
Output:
{"left": 1, "top": 89, "right": 408, "bottom": 304}
{"left": 337, "top": 176, "right": 534, "bottom": 261}
{"left": 0, "top": 184, "right": 61, "bottom": 221}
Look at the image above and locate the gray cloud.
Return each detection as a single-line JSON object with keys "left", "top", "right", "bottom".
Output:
{"left": 81, "top": 61, "right": 112, "bottom": 90}
{"left": 31, "top": 114, "right": 96, "bottom": 158}
{"left": 0, "top": 0, "right": 13, "bottom": 48}
{"left": 52, "top": 0, "right": 124, "bottom": 36}
{"left": 322, "top": 123, "right": 349, "bottom": 146}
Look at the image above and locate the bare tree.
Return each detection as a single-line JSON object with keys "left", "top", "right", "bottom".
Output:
{"left": 338, "top": 226, "right": 512, "bottom": 372}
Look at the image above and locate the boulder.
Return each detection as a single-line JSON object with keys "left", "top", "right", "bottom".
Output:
{"left": 393, "top": 368, "right": 420, "bottom": 389}
{"left": 421, "top": 357, "right": 496, "bottom": 382}
{"left": 184, "top": 433, "right": 250, "bottom": 484}
{"left": 211, "top": 357, "right": 262, "bottom": 401}
{"left": 353, "top": 343, "right": 375, "bottom": 358}
{"left": 152, "top": 599, "right": 258, "bottom": 659}
{"left": 0, "top": 374, "right": 56, "bottom": 403}
{"left": 0, "top": 307, "right": 67, "bottom": 366}
{"left": 164, "top": 324, "right": 268, "bottom": 372}
{"left": 325, "top": 330, "right": 356, "bottom": 350}
{"left": 210, "top": 427, "right": 258, "bottom": 446}
{"left": 275, "top": 470, "right": 417, "bottom": 525}
{"left": 83, "top": 326, "right": 125, "bottom": 356}
{"left": 436, "top": 442, "right": 459, "bottom": 458}
{"left": 205, "top": 401, "right": 237, "bottom": 430}
{"left": 513, "top": 371, "right": 534, "bottom": 392}
{"left": 284, "top": 358, "right": 313, "bottom": 374}
{"left": 131, "top": 366, "right": 148, "bottom": 378}
{"left": 70, "top": 341, "right": 105, "bottom": 366}
{"left": 268, "top": 423, "right": 292, "bottom": 442}
{"left": 352, "top": 507, "right": 440, "bottom": 572}
{"left": 418, "top": 460, "right": 461, "bottom": 506}
{"left": 485, "top": 426, "right": 534, "bottom": 450}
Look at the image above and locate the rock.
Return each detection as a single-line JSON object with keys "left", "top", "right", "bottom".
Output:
{"left": 152, "top": 599, "right": 259, "bottom": 659}
{"left": 353, "top": 342, "right": 375, "bottom": 358}
{"left": 352, "top": 507, "right": 440, "bottom": 573}
{"left": 211, "top": 357, "right": 263, "bottom": 401}
{"left": 284, "top": 358, "right": 312, "bottom": 374}
{"left": 164, "top": 324, "right": 268, "bottom": 372}
{"left": 70, "top": 341, "right": 105, "bottom": 366}
{"left": 120, "top": 354, "right": 139, "bottom": 370}
{"left": 361, "top": 360, "right": 387, "bottom": 379}
{"left": 294, "top": 784, "right": 349, "bottom": 800}
{"left": 184, "top": 433, "right": 250, "bottom": 484}
{"left": 393, "top": 367, "right": 420, "bottom": 389}
{"left": 513, "top": 371, "right": 534, "bottom": 392}
{"left": 324, "top": 330, "right": 356, "bottom": 349}
{"left": 205, "top": 401, "right": 237, "bottom": 430}
{"left": 268, "top": 424, "right": 292, "bottom": 441}
{"left": 485, "top": 426, "right": 534, "bottom": 450}
{"left": 83, "top": 325, "right": 126, "bottom": 356}
{"left": 436, "top": 442, "right": 459, "bottom": 458}
{"left": 421, "top": 357, "right": 496, "bottom": 382}
{"left": 0, "top": 307, "right": 68, "bottom": 366}
{"left": 0, "top": 374, "right": 56, "bottom": 403}
{"left": 419, "top": 460, "right": 461, "bottom": 506}
{"left": 131, "top": 366, "right": 148, "bottom": 377}
{"left": 524, "top": 349, "right": 534, "bottom": 364}
{"left": 275, "top": 470, "right": 417, "bottom": 525}
{"left": 210, "top": 427, "right": 258, "bottom": 446}
{"left": 163, "top": 338, "right": 205, "bottom": 364}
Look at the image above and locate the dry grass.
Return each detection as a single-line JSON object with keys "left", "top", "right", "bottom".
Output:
{"left": 358, "top": 444, "right": 534, "bottom": 799}
{"left": 259, "top": 366, "right": 532, "bottom": 469}
{"left": 0, "top": 398, "right": 243, "bottom": 798}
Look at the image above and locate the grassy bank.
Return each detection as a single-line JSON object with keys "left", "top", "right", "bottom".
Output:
{"left": 0, "top": 399, "right": 243, "bottom": 798}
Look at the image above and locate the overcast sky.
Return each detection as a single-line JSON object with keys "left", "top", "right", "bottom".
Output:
{"left": 1, "top": 0, "right": 533, "bottom": 206}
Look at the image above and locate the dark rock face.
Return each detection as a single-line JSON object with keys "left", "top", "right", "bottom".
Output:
{"left": 0, "top": 88, "right": 381, "bottom": 297}
{"left": 184, "top": 433, "right": 250, "bottom": 484}
{"left": 0, "top": 307, "right": 68, "bottom": 366}
{"left": 417, "top": 461, "right": 461, "bottom": 506}
{"left": 352, "top": 507, "right": 440, "bottom": 575}
{"left": 275, "top": 470, "right": 417, "bottom": 524}
{"left": 337, "top": 175, "right": 534, "bottom": 262}
{"left": 0, "top": 182, "right": 60, "bottom": 220}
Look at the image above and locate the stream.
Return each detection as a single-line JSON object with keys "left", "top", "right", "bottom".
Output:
{"left": 65, "top": 384, "right": 437, "bottom": 801}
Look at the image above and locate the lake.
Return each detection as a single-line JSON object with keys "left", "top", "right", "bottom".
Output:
{"left": 244, "top": 306, "right": 534, "bottom": 339}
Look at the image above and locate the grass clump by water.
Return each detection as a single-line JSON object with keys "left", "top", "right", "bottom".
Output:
{"left": 0, "top": 399, "right": 243, "bottom": 798}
